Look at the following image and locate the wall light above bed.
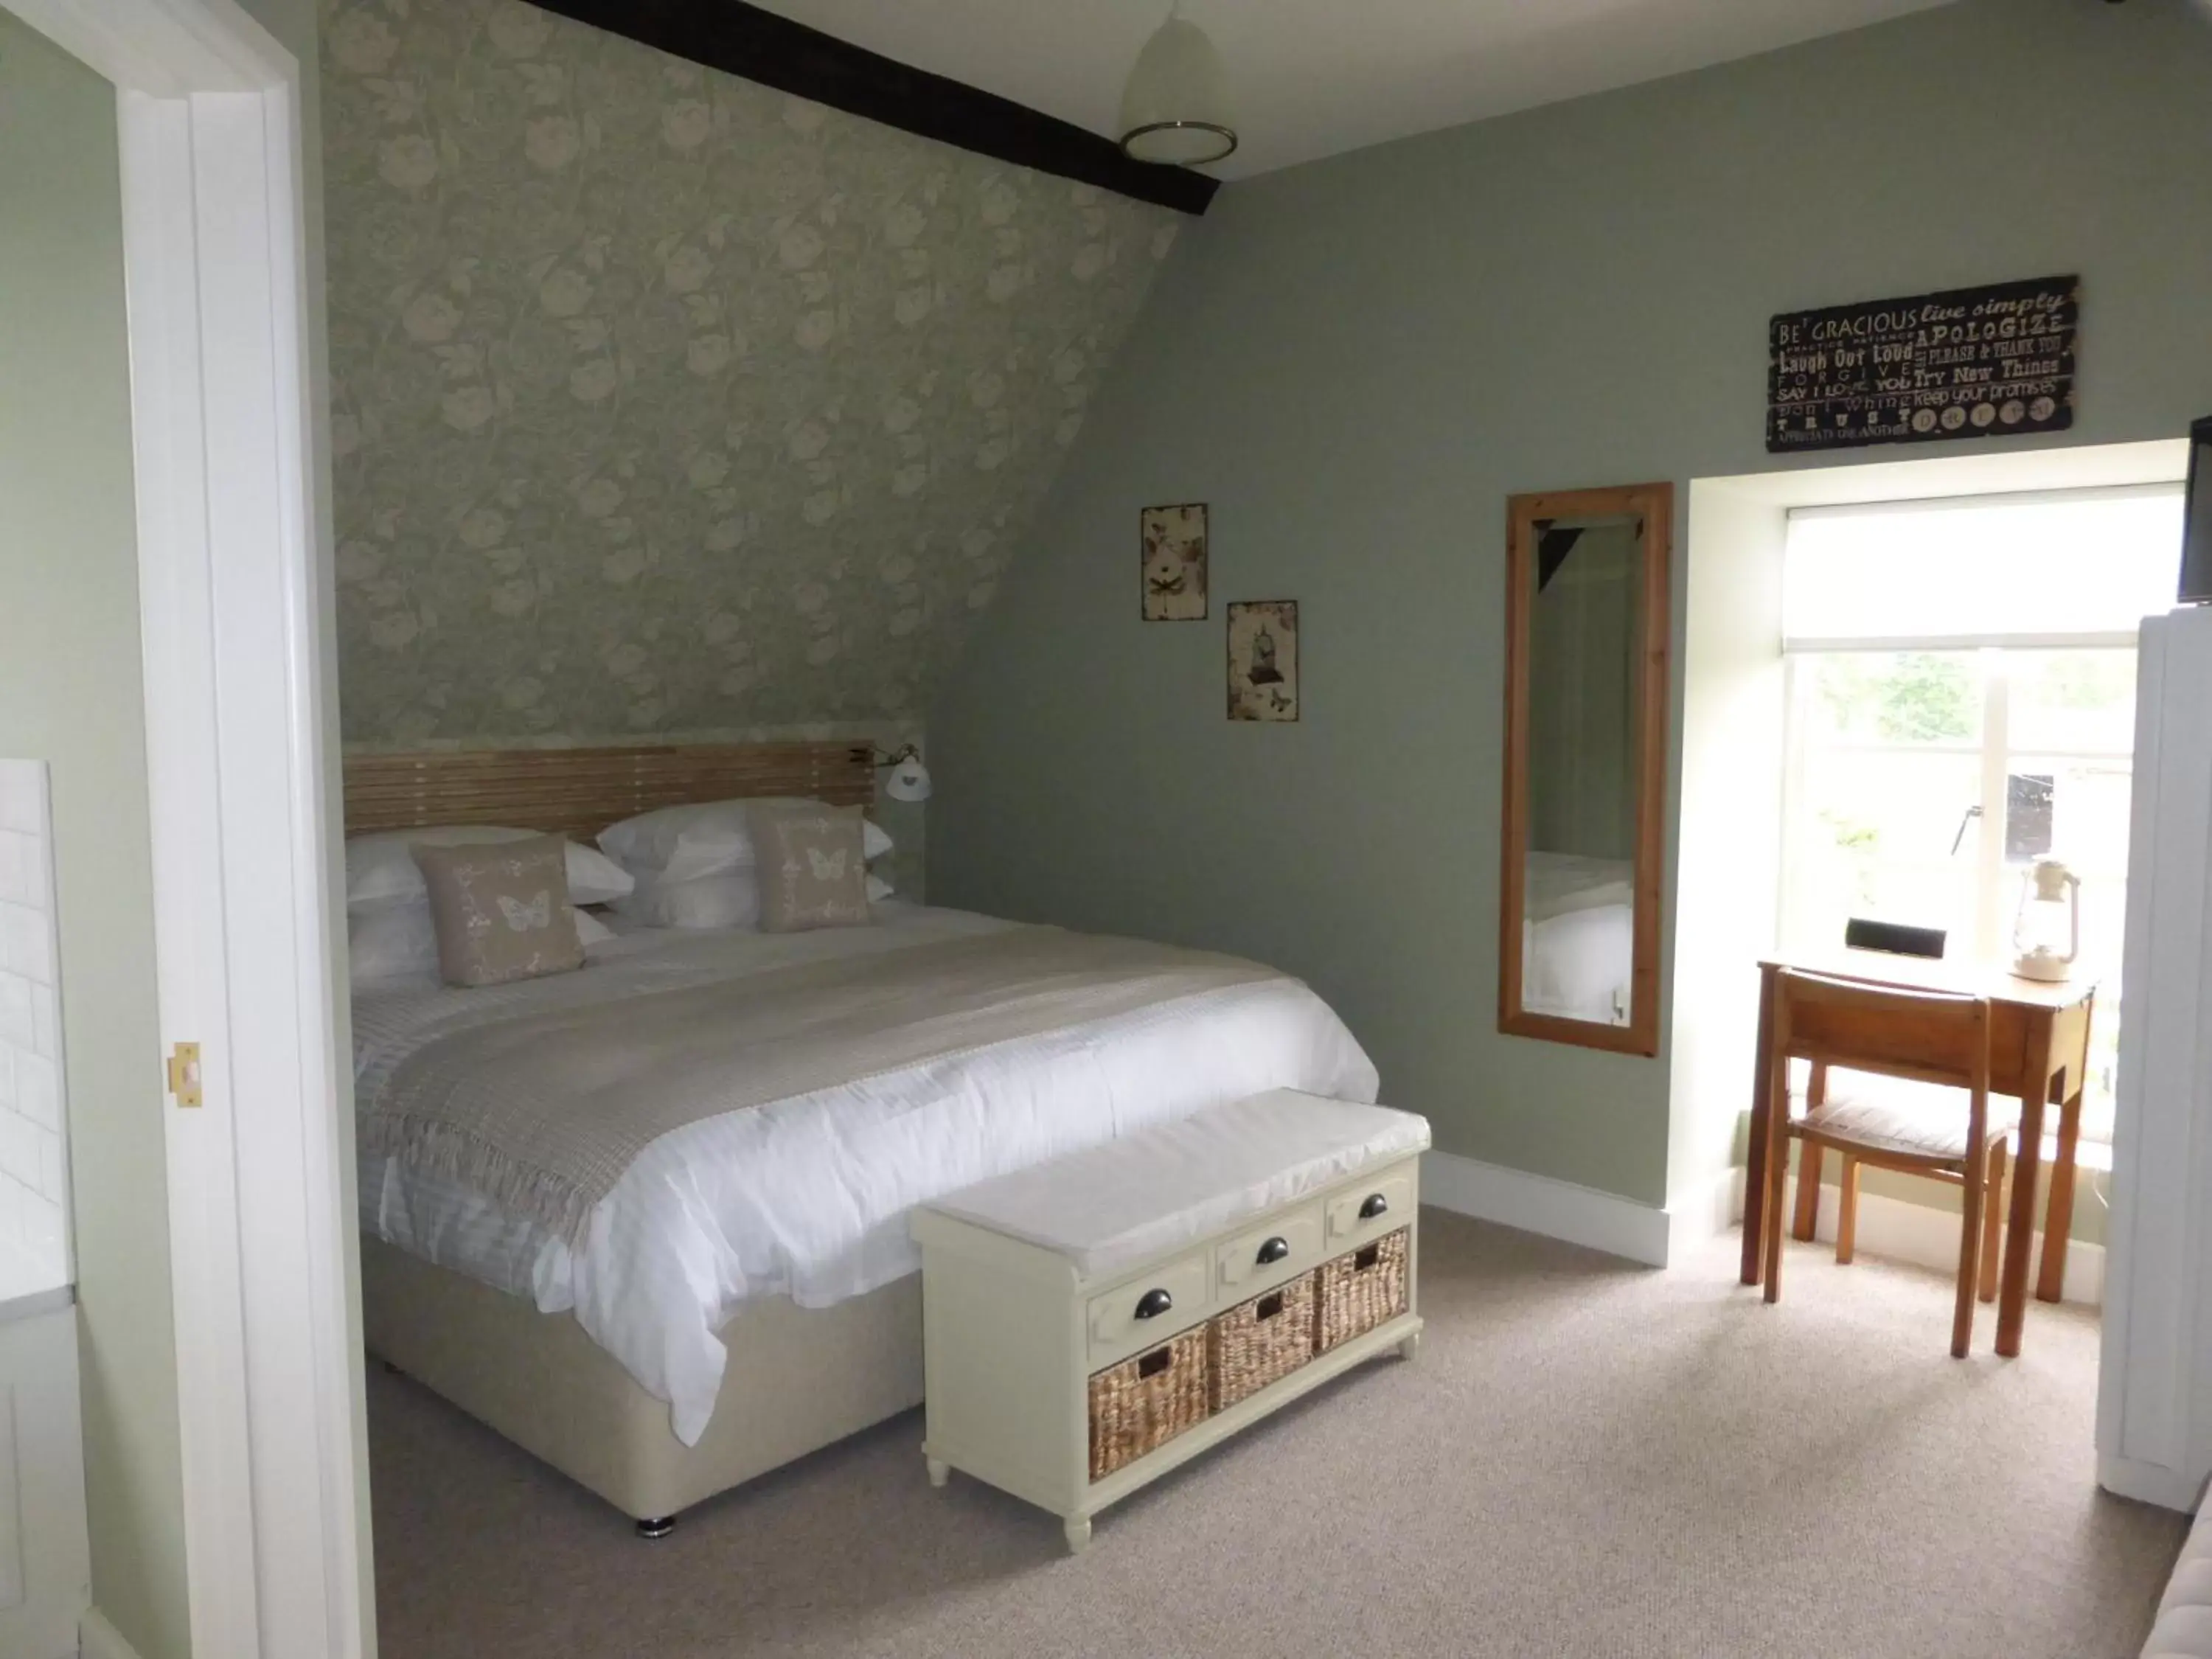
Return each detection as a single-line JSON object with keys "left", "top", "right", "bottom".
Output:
{"left": 877, "top": 743, "right": 934, "bottom": 804}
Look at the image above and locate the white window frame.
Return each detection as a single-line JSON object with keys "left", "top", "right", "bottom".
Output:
{"left": 1778, "top": 490, "right": 2162, "bottom": 1146}
{"left": 0, "top": 1, "right": 368, "bottom": 1655}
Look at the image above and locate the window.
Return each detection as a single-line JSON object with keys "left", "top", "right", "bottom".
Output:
{"left": 1778, "top": 486, "right": 2184, "bottom": 1143}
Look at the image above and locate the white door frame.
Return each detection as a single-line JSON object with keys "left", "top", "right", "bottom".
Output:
{"left": 1, "top": 1, "right": 368, "bottom": 1655}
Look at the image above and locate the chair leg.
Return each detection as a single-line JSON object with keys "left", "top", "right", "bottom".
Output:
{"left": 1952, "top": 1134, "right": 1986, "bottom": 1360}
{"left": 1792, "top": 1139, "right": 1824, "bottom": 1243}
{"left": 1834, "top": 1157, "right": 1860, "bottom": 1265}
{"left": 1979, "top": 1140, "right": 2008, "bottom": 1304}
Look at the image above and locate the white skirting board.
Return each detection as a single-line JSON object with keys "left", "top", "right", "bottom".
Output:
{"left": 79, "top": 1608, "right": 145, "bottom": 1659}
{"left": 1421, "top": 1150, "right": 1672, "bottom": 1267}
{"left": 1723, "top": 1166, "right": 2106, "bottom": 1307}
{"left": 1418, "top": 1151, "right": 2104, "bottom": 1304}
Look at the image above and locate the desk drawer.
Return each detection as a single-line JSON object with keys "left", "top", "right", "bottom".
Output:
{"left": 1087, "top": 1253, "right": 1209, "bottom": 1367}
{"left": 1215, "top": 1203, "right": 1325, "bottom": 1295}
{"left": 1326, "top": 1168, "right": 1413, "bottom": 1248}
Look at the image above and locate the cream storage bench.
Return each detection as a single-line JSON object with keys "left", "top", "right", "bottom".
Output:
{"left": 911, "top": 1090, "right": 1430, "bottom": 1553}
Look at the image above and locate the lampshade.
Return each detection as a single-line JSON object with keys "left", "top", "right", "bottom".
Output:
{"left": 1118, "top": 15, "right": 1237, "bottom": 167}
{"left": 886, "top": 753, "right": 933, "bottom": 804}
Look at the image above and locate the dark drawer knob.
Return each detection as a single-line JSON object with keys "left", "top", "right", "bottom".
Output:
{"left": 1255, "top": 1236, "right": 1291, "bottom": 1265}
{"left": 1359, "top": 1192, "right": 1390, "bottom": 1220}
{"left": 1133, "top": 1287, "right": 1174, "bottom": 1321}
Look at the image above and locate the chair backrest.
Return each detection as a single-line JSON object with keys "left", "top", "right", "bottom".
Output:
{"left": 1773, "top": 970, "right": 1991, "bottom": 1093}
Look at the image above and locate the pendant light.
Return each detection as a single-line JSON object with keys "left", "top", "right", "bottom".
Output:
{"left": 1118, "top": 9, "right": 1237, "bottom": 167}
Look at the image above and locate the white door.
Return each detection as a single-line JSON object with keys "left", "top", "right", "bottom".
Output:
{"left": 1, "top": 0, "right": 372, "bottom": 1650}
{"left": 2100, "top": 604, "right": 2212, "bottom": 1512}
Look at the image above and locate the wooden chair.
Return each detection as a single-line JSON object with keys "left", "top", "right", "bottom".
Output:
{"left": 1761, "top": 971, "right": 2015, "bottom": 1357}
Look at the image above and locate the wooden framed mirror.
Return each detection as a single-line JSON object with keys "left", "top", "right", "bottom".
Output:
{"left": 1498, "top": 483, "right": 1672, "bottom": 1056}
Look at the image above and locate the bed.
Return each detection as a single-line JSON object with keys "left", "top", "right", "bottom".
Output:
{"left": 346, "top": 742, "right": 1379, "bottom": 1531}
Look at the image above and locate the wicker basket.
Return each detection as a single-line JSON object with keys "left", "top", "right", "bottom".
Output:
{"left": 1088, "top": 1327, "right": 1211, "bottom": 1481}
{"left": 1208, "top": 1270, "right": 1318, "bottom": 1412}
{"left": 1315, "top": 1227, "right": 1410, "bottom": 1352}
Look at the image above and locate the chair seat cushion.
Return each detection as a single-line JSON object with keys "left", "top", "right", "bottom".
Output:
{"left": 1800, "top": 1072, "right": 2020, "bottom": 1161}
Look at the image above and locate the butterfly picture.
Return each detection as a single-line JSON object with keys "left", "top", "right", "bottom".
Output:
{"left": 496, "top": 890, "right": 553, "bottom": 931}
{"left": 1140, "top": 501, "right": 1207, "bottom": 621}
{"left": 805, "top": 846, "right": 849, "bottom": 880}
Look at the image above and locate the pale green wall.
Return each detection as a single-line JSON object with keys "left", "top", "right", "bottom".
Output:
{"left": 0, "top": 16, "right": 187, "bottom": 1657}
{"left": 931, "top": 0, "right": 2212, "bottom": 1209}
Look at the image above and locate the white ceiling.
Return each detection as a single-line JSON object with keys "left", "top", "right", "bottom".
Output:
{"left": 742, "top": 0, "right": 1956, "bottom": 181}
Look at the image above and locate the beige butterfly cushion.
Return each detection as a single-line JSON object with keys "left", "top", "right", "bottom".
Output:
{"left": 411, "top": 834, "right": 585, "bottom": 987}
{"left": 748, "top": 802, "right": 872, "bottom": 933}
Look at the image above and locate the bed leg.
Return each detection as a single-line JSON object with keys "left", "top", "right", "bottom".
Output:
{"left": 1062, "top": 1514, "right": 1091, "bottom": 1556}
{"left": 925, "top": 1456, "right": 950, "bottom": 1489}
{"left": 636, "top": 1516, "right": 675, "bottom": 1541}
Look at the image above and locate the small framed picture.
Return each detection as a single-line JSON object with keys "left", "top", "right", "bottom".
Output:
{"left": 1141, "top": 502, "right": 1208, "bottom": 621}
{"left": 1227, "top": 600, "right": 1298, "bottom": 722}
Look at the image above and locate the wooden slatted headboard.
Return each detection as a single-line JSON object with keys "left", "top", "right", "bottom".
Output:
{"left": 342, "top": 742, "right": 876, "bottom": 841}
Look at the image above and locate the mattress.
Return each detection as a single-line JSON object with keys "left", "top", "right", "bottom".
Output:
{"left": 1523, "top": 850, "right": 1634, "bottom": 924}
{"left": 352, "top": 902, "right": 1378, "bottom": 1444}
{"left": 1522, "top": 854, "right": 1635, "bottom": 1026}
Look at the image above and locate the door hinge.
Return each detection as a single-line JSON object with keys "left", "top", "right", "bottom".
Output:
{"left": 167, "top": 1041, "right": 203, "bottom": 1108}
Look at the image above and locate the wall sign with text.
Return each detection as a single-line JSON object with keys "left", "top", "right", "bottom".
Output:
{"left": 1767, "top": 274, "right": 2077, "bottom": 453}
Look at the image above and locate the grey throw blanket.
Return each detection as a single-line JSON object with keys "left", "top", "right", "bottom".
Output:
{"left": 358, "top": 925, "right": 1283, "bottom": 1245}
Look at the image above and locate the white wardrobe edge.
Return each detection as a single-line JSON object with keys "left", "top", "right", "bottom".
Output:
{"left": 2097, "top": 1453, "right": 2206, "bottom": 1514}
{"left": 1421, "top": 1150, "right": 1671, "bottom": 1267}
{"left": 79, "top": 1608, "right": 144, "bottom": 1659}
{"left": 1721, "top": 1164, "right": 2106, "bottom": 1307}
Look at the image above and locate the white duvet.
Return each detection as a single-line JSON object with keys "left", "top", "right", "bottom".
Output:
{"left": 352, "top": 903, "right": 1379, "bottom": 1444}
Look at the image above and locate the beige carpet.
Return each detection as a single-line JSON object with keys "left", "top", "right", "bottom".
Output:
{"left": 368, "top": 1211, "right": 2185, "bottom": 1658}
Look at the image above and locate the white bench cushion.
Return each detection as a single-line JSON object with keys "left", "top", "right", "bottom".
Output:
{"left": 2146, "top": 1502, "right": 2212, "bottom": 1657}
{"left": 922, "top": 1090, "right": 1430, "bottom": 1280}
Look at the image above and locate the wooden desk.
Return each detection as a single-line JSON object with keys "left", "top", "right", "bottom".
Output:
{"left": 1737, "top": 950, "right": 2096, "bottom": 1357}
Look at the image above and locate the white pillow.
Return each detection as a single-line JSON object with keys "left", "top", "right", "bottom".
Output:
{"left": 613, "top": 869, "right": 894, "bottom": 932}
{"left": 349, "top": 901, "right": 613, "bottom": 981}
{"left": 346, "top": 827, "right": 634, "bottom": 907}
{"left": 597, "top": 798, "right": 891, "bottom": 884}
{"left": 613, "top": 872, "right": 759, "bottom": 931}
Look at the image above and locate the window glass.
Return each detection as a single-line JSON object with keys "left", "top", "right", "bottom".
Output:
{"left": 2007, "top": 648, "right": 2138, "bottom": 755}
{"left": 1790, "top": 740, "right": 1980, "bottom": 947}
{"left": 1801, "top": 650, "right": 1983, "bottom": 748}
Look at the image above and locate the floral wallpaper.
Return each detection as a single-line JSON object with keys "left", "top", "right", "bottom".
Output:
{"left": 321, "top": 0, "right": 1179, "bottom": 745}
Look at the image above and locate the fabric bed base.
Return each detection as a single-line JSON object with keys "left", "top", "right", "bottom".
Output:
{"left": 361, "top": 1235, "right": 923, "bottom": 1524}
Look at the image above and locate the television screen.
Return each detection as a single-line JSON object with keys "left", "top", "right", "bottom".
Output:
{"left": 2185, "top": 414, "right": 2212, "bottom": 603}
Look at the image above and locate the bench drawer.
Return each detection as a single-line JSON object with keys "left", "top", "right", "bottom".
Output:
{"left": 1209, "top": 1270, "right": 1318, "bottom": 1411}
{"left": 1317, "top": 1227, "right": 1411, "bottom": 1353}
{"left": 1325, "top": 1168, "right": 1413, "bottom": 1248}
{"left": 1086, "top": 1252, "right": 1209, "bottom": 1367}
{"left": 1214, "top": 1203, "right": 1325, "bottom": 1295}
{"left": 1088, "top": 1327, "right": 1210, "bottom": 1481}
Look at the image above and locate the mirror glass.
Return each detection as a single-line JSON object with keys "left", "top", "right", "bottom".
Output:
{"left": 1501, "top": 487, "right": 1669, "bottom": 1055}
{"left": 1524, "top": 513, "right": 1640, "bottom": 1026}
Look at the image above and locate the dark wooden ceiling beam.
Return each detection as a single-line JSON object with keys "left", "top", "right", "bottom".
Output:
{"left": 526, "top": 0, "right": 1221, "bottom": 216}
